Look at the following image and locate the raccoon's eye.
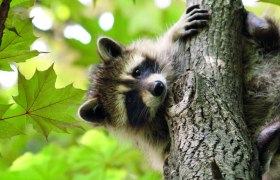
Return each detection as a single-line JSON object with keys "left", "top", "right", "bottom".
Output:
{"left": 132, "top": 68, "right": 141, "bottom": 78}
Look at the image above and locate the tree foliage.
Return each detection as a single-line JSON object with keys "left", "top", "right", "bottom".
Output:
{"left": 0, "top": 129, "right": 161, "bottom": 179}
{"left": 260, "top": 0, "right": 280, "bottom": 6}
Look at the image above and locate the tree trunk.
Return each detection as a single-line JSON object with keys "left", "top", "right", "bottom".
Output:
{"left": 165, "top": 0, "right": 259, "bottom": 179}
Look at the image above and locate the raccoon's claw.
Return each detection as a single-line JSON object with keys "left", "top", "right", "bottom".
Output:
{"left": 183, "top": 20, "right": 209, "bottom": 37}
{"left": 186, "top": 4, "right": 200, "bottom": 14}
{"left": 188, "top": 10, "right": 210, "bottom": 22}
{"left": 172, "top": 4, "right": 210, "bottom": 41}
{"left": 185, "top": 5, "right": 210, "bottom": 29}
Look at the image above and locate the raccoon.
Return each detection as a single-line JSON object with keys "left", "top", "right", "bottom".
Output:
{"left": 243, "top": 12, "right": 280, "bottom": 179}
{"left": 78, "top": 4, "right": 210, "bottom": 170}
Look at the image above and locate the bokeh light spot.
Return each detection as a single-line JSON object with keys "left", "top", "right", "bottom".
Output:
{"left": 30, "top": 7, "right": 53, "bottom": 31}
{"left": 64, "top": 24, "right": 91, "bottom": 44}
{"left": 154, "top": 0, "right": 171, "bottom": 9}
{"left": 98, "top": 12, "right": 114, "bottom": 31}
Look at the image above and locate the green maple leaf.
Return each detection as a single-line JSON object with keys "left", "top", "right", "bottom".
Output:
{"left": 0, "top": 104, "right": 12, "bottom": 118}
{"left": 7, "top": 65, "right": 85, "bottom": 138}
{"left": 0, "top": 2, "right": 38, "bottom": 70}
{"left": 0, "top": 104, "right": 24, "bottom": 138}
{"left": 260, "top": 0, "right": 280, "bottom": 6}
{"left": 10, "top": 0, "right": 34, "bottom": 7}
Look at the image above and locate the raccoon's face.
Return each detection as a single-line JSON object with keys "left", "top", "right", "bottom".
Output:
{"left": 78, "top": 37, "right": 170, "bottom": 128}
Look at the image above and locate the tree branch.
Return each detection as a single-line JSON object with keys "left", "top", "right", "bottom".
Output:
{"left": 0, "top": 0, "right": 12, "bottom": 45}
{"left": 165, "top": 0, "right": 259, "bottom": 179}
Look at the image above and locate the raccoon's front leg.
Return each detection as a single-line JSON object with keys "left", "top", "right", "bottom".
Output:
{"left": 169, "top": 4, "right": 210, "bottom": 42}
{"left": 257, "top": 121, "right": 280, "bottom": 179}
{"left": 244, "top": 12, "right": 280, "bottom": 51}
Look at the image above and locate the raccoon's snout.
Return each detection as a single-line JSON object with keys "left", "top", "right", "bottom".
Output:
{"left": 151, "top": 81, "right": 165, "bottom": 96}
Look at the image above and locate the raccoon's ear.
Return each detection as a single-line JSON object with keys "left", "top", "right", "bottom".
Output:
{"left": 78, "top": 98, "right": 107, "bottom": 124}
{"left": 97, "top": 37, "right": 124, "bottom": 61}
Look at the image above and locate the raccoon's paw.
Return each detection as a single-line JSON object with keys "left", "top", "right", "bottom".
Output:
{"left": 172, "top": 4, "right": 210, "bottom": 41}
{"left": 257, "top": 120, "right": 280, "bottom": 179}
{"left": 245, "top": 12, "right": 280, "bottom": 51}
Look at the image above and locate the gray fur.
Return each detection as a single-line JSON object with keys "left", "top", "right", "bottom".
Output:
{"left": 243, "top": 13, "right": 280, "bottom": 179}
{"left": 244, "top": 45, "right": 280, "bottom": 136}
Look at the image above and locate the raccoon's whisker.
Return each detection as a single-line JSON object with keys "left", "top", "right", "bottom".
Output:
{"left": 154, "top": 63, "right": 159, "bottom": 73}
{"left": 139, "top": 106, "right": 148, "bottom": 117}
{"left": 139, "top": 106, "right": 149, "bottom": 120}
{"left": 161, "top": 61, "right": 171, "bottom": 74}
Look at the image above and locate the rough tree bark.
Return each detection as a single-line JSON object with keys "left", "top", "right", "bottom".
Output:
{"left": 0, "top": 0, "right": 12, "bottom": 45}
{"left": 165, "top": 0, "right": 259, "bottom": 179}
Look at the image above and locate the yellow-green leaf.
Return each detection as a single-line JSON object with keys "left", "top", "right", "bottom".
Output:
{"left": 260, "top": 0, "right": 280, "bottom": 6}
{"left": 0, "top": 17, "right": 39, "bottom": 70}
{"left": 0, "top": 104, "right": 24, "bottom": 138}
{"left": 5, "top": 65, "right": 86, "bottom": 138}
{"left": 0, "top": 104, "right": 12, "bottom": 118}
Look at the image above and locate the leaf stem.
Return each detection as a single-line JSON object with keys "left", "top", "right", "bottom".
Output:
{"left": 0, "top": 112, "right": 28, "bottom": 121}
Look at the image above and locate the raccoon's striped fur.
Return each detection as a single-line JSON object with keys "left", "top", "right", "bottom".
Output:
{"left": 78, "top": 5, "right": 210, "bottom": 170}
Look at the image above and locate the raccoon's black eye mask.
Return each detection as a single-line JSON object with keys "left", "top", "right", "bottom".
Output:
{"left": 125, "top": 90, "right": 149, "bottom": 127}
{"left": 132, "top": 59, "right": 162, "bottom": 79}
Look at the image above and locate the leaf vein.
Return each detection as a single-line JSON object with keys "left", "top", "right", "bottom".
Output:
{"left": 29, "top": 92, "right": 81, "bottom": 113}
{"left": 0, "top": 21, "right": 29, "bottom": 52}
{"left": 27, "top": 71, "right": 52, "bottom": 111}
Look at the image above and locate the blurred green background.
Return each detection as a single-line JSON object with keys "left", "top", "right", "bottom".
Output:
{"left": 0, "top": 0, "right": 280, "bottom": 179}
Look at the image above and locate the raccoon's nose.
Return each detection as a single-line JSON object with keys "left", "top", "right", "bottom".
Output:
{"left": 151, "top": 81, "right": 165, "bottom": 96}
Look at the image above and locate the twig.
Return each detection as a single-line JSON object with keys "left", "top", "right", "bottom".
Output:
{"left": 0, "top": 0, "right": 12, "bottom": 46}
